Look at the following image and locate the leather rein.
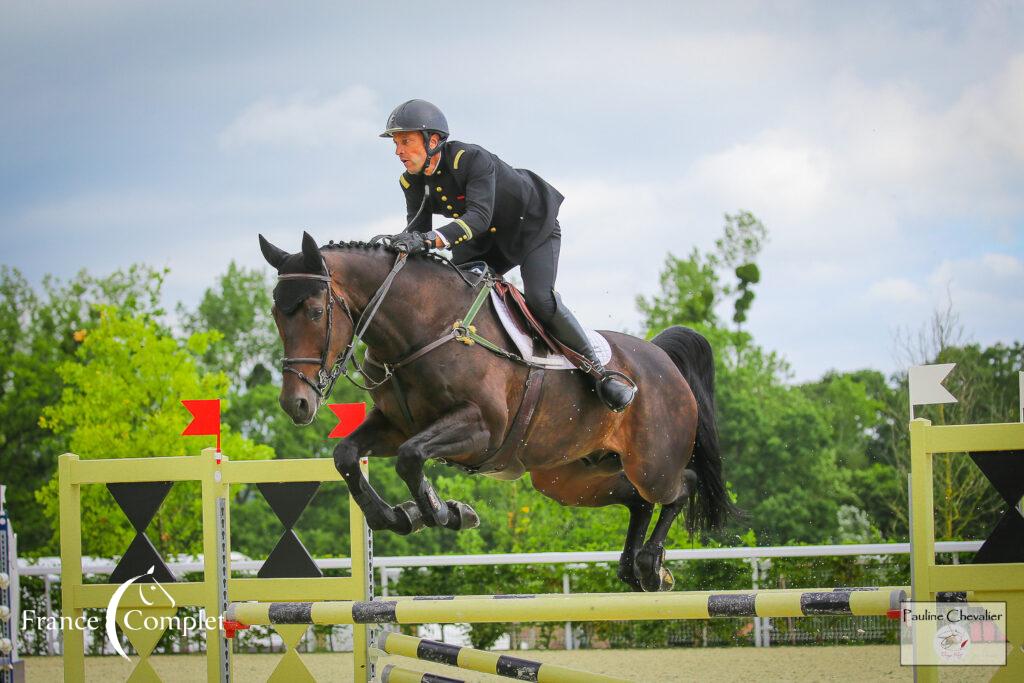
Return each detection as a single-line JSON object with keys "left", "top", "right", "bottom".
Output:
{"left": 277, "top": 252, "right": 410, "bottom": 400}
{"left": 277, "top": 249, "right": 524, "bottom": 403}
{"left": 279, "top": 248, "right": 551, "bottom": 475}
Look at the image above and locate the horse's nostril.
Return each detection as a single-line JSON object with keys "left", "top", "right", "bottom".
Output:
{"left": 295, "top": 397, "right": 309, "bottom": 415}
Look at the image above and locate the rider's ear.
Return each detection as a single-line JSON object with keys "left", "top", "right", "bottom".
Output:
{"left": 301, "top": 232, "right": 324, "bottom": 273}
{"left": 259, "top": 234, "right": 288, "bottom": 270}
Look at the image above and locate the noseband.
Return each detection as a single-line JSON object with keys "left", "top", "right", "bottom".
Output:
{"left": 278, "top": 252, "right": 409, "bottom": 400}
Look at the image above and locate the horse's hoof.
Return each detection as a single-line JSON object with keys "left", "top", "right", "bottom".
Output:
{"left": 443, "top": 500, "right": 480, "bottom": 531}
{"left": 656, "top": 566, "right": 675, "bottom": 592}
{"left": 395, "top": 501, "right": 426, "bottom": 535}
{"left": 634, "top": 544, "right": 667, "bottom": 592}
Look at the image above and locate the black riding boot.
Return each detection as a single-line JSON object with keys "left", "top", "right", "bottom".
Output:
{"left": 546, "top": 293, "right": 637, "bottom": 412}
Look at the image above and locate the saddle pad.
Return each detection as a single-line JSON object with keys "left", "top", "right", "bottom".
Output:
{"left": 489, "top": 290, "right": 612, "bottom": 370}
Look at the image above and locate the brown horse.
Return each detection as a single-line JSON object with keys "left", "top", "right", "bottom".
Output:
{"left": 260, "top": 232, "right": 731, "bottom": 591}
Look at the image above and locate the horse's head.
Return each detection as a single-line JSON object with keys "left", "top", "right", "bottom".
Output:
{"left": 260, "top": 232, "right": 354, "bottom": 425}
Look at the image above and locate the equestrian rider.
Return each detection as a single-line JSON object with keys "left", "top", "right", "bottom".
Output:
{"left": 382, "top": 99, "right": 636, "bottom": 412}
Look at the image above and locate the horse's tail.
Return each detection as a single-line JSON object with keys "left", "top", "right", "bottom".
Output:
{"left": 651, "top": 326, "right": 734, "bottom": 534}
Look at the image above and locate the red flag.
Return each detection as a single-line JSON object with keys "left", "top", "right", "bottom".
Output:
{"left": 328, "top": 403, "right": 366, "bottom": 438}
{"left": 182, "top": 399, "right": 221, "bottom": 452}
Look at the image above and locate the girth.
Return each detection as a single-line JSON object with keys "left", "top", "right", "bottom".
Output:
{"left": 362, "top": 278, "right": 548, "bottom": 477}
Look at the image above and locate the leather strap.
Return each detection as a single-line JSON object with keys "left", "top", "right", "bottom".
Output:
{"left": 391, "top": 330, "right": 460, "bottom": 370}
{"left": 494, "top": 281, "right": 601, "bottom": 378}
{"left": 473, "top": 366, "right": 546, "bottom": 475}
{"left": 388, "top": 373, "right": 416, "bottom": 431}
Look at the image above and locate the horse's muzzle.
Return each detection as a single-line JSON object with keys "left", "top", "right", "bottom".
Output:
{"left": 281, "top": 392, "right": 318, "bottom": 426}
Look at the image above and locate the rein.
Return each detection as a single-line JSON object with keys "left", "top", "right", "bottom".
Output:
{"left": 278, "top": 252, "right": 410, "bottom": 399}
{"left": 279, "top": 246, "right": 546, "bottom": 425}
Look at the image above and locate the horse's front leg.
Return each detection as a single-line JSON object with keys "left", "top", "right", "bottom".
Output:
{"left": 332, "top": 407, "right": 417, "bottom": 534}
{"left": 396, "top": 402, "right": 490, "bottom": 531}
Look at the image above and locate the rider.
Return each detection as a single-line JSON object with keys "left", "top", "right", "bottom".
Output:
{"left": 381, "top": 99, "right": 636, "bottom": 412}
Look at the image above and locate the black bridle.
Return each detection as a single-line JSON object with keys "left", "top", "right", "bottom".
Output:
{"left": 278, "top": 251, "right": 409, "bottom": 401}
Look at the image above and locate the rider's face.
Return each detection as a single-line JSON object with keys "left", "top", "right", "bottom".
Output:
{"left": 393, "top": 132, "right": 440, "bottom": 174}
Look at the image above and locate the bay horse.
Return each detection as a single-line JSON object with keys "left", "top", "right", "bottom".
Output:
{"left": 260, "top": 232, "right": 731, "bottom": 591}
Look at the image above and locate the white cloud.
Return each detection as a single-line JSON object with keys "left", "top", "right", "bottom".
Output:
{"left": 219, "top": 85, "right": 380, "bottom": 149}
{"left": 928, "top": 252, "right": 1024, "bottom": 296}
{"left": 6, "top": 3, "right": 1022, "bottom": 384}
{"left": 867, "top": 277, "right": 927, "bottom": 305}
{"left": 919, "top": 253, "right": 1024, "bottom": 345}
{"left": 686, "top": 136, "right": 833, "bottom": 220}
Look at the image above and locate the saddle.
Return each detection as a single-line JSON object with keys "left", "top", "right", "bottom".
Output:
{"left": 460, "top": 262, "right": 612, "bottom": 371}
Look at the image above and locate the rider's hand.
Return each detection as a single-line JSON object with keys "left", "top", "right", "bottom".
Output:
{"left": 390, "top": 232, "right": 431, "bottom": 254}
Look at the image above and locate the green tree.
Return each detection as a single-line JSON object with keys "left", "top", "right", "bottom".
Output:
{"left": 707, "top": 211, "right": 767, "bottom": 327}
{"left": 35, "top": 306, "right": 273, "bottom": 557}
{"left": 178, "top": 262, "right": 278, "bottom": 392}
{"left": 0, "top": 265, "right": 168, "bottom": 553}
{"left": 636, "top": 248, "right": 720, "bottom": 329}
{"left": 638, "top": 212, "right": 854, "bottom": 543}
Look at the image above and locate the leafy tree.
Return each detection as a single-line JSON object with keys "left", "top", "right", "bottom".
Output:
{"left": 707, "top": 211, "right": 767, "bottom": 327}
{"left": 636, "top": 248, "right": 720, "bottom": 330}
{"left": 35, "top": 306, "right": 273, "bottom": 557}
{"left": 177, "top": 262, "right": 278, "bottom": 392}
{"left": 798, "top": 371, "right": 887, "bottom": 471}
{"left": 0, "top": 265, "right": 168, "bottom": 553}
{"left": 638, "top": 212, "right": 854, "bottom": 543}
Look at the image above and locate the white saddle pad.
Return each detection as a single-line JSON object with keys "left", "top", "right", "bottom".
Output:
{"left": 489, "top": 290, "right": 612, "bottom": 370}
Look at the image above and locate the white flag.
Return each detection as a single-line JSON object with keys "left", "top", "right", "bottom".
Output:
{"left": 909, "top": 364, "right": 958, "bottom": 412}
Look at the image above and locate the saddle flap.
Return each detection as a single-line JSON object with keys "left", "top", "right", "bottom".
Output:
{"left": 492, "top": 281, "right": 560, "bottom": 353}
{"left": 489, "top": 284, "right": 612, "bottom": 371}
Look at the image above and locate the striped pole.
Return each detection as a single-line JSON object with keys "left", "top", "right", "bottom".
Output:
{"left": 226, "top": 587, "right": 906, "bottom": 627}
{"left": 380, "top": 663, "right": 464, "bottom": 683}
{"left": 381, "top": 632, "right": 628, "bottom": 683}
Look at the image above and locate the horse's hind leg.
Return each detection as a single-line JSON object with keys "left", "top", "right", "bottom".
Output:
{"left": 619, "top": 495, "right": 655, "bottom": 591}
{"left": 529, "top": 460, "right": 654, "bottom": 592}
{"left": 635, "top": 469, "right": 699, "bottom": 592}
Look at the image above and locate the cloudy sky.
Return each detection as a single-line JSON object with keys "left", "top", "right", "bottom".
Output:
{"left": 2, "top": 1, "right": 1021, "bottom": 382}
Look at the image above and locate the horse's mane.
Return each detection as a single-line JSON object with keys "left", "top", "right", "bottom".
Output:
{"left": 274, "top": 239, "right": 476, "bottom": 314}
{"left": 321, "top": 239, "right": 477, "bottom": 284}
{"left": 321, "top": 239, "right": 458, "bottom": 273}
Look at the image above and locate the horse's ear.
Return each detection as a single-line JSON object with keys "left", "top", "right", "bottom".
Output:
{"left": 259, "top": 234, "right": 289, "bottom": 270}
{"left": 301, "top": 231, "right": 324, "bottom": 273}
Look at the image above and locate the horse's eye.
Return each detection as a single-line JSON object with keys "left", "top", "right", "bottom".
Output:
{"left": 309, "top": 307, "right": 324, "bottom": 321}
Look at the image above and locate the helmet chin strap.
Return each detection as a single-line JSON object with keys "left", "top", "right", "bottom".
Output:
{"left": 415, "top": 131, "right": 446, "bottom": 175}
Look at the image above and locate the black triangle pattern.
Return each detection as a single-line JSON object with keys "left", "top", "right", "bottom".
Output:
{"left": 257, "top": 481, "right": 320, "bottom": 528}
{"left": 107, "top": 482, "right": 173, "bottom": 532}
{"left": 970, "top": 450, "right": 1024, "bottom": 506}
{"left": 972, "top": 510, "right": 1024, "bottom": 565}
{"left": 257, "top": 530, "right": 322, "bottom": 579}
{"left": 969, "top": 449, "right": 1024, "bottom": 566}
{"left": 109, "top": 534, "right": 177, "bottom": 584}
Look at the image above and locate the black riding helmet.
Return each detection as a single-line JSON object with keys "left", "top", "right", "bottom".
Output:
{"left": 380, "top": 99, "right": 449, "bottom": 172}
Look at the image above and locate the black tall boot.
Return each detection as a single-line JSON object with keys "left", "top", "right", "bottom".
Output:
{"left": 546, "top": 293, "right": 637, "bottom": 412}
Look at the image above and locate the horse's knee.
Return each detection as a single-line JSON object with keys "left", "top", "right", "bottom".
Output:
{"left": 332, "top": 440, "right": 360, "bottom": 474}
{"left": 395, "top": 443, "right": 426, "bottom": 480}
{"left": 524, "top": 287, "right": 557, "bottom": 325}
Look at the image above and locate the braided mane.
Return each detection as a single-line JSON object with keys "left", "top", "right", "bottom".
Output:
{"left": 320, "top": 239, "right": 480, "bottom": 285}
